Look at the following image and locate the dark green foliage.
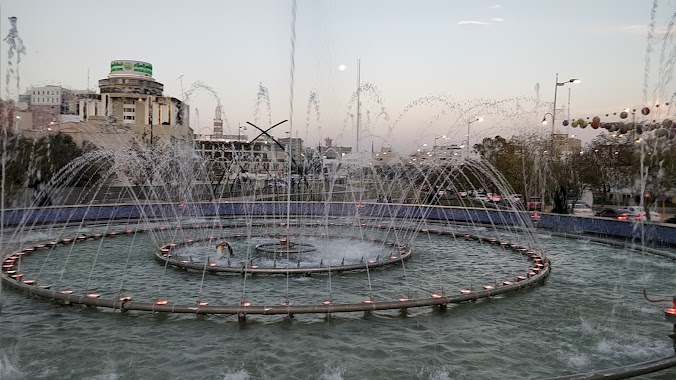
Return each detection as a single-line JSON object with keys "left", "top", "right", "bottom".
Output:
{"left": 0, "top": 133, "right": 101, "bottom": 201}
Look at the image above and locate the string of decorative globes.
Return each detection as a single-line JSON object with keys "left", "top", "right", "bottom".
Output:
{"left": 563, "top": 106, "right": 676, "bottom": 139}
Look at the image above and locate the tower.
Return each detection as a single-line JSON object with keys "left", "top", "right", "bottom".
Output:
{"left": 213, "top": 105, "right": 223, "bottom": 135}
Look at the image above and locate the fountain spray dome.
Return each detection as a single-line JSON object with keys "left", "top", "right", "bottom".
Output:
{"left": 100, "top": 60, "right": 163, "bottom": 96}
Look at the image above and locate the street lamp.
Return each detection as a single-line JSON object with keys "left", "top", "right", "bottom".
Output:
{"left": 551, "top": 74, "right": 580, "bottom": 136}
{"left": 434, "top": 135, "right": 448, "bottom": 148}
{"left": 466, "top": 117, "right": 483, "bottom": 157}
{"left": 541, "top": 112, "right": 554, "bottom": 125}
{"left": 238, "top": 124, "right": 247, "bottom": 141}
{"left": 416, "top": 143, "right": 428, "bottom": 153}
{"left": 459, "top": 140, "right": 468, "bottom": 153}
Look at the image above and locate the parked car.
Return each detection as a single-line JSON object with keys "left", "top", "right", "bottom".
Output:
{"left": 568, "top": 202, "right": 594, "bottom": 217}
{"left": 664, "top": 216, "right": 676, "bottom": 224}
{"left": 486, "top": 193, "right": 502, "bottom": 202}
{"left": 527, "top": 197, "right": 543, "bottom": 211}
{"left": 473, "top": 194, "right": 489, "bottom": 202}
{"left": 624, "top": 206, "right": 661, "bottom": 222}
{"left": 594, "top": 208, "right": 630, "bottom": 220}
{"left": 509, "top": 194, "right": 523, "bottom": 203}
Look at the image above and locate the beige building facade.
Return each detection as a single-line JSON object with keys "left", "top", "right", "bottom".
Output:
{"left": 18, "top": 60, "right": 191, "bottom": 150}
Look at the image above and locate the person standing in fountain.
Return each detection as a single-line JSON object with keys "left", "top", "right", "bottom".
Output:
{"left": 216, "top": 241, "right": 233, "bottom": 259}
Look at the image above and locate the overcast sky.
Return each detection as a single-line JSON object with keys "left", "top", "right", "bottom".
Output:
{"left": 1, "top": 0, "right": 674, "bottom": 152}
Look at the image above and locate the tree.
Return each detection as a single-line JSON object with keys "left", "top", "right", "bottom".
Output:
{"left": 632, "top": 133, "right": 676, "bottom": 218}
{"left": 0, "top": 133, "right": 92, "bottom": 204}
{"left": 473, "top": 135, "right": 538, "bottom": 197}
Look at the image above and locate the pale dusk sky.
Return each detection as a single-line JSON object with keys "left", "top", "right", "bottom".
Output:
{"left": 2, "top": 0, "right": 674, "bottom": 151}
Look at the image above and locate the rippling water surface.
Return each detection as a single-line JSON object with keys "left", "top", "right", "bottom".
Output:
{"left": 1, "top": 225, "right": 675, "bottom": 379}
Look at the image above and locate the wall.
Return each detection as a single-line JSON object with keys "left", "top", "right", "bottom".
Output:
{"left": 3, "top": 203, "right": 675, "bottom": 245}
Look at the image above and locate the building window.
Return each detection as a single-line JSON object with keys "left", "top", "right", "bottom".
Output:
{"left": 123, "top": 115, "right": 135, "bottom": 120}
{"left": 123, "top": 107, "right": 134, "bottom": 112}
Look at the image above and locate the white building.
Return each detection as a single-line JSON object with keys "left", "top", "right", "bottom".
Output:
{"left": 373, "top": 147, "right": 400, "bottom": 166}
{"left": 18, "top": 60, "right": 193, "bottom": 148}
{"left": 409, "top": 144, "right": 465, "bottom": 166}
{"left": 30, "top": 85, "right": 63, "bottom": 106}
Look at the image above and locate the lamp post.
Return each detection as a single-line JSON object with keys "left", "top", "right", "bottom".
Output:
{"left": 466, "top": 117, "right": 484, "bottom": 157}
{"left": 416, "top": 143, "right": 428, "bottom": 153}
{"left": 238, "top": 124, "right": 247, "bottom": 142}
{"left": 551, "top": 74, "right": 580, "bottom": 137}
{"left": 541, "top": 112, "right": 554, "bottom": 125}
{"left": 434, "top": 135, "right": 447, "bottom": 148}
{"left": 356, "top": 59, "right": 361, "bottom": 154}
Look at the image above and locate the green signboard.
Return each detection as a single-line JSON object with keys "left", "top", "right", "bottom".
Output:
{"left": 110, "top": 60, "right": 153, "bottom": 76}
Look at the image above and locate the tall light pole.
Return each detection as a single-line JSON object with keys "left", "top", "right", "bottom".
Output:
{"left": 551, "top": 74, "right": 580, "bottom": 137}
{"left": 466, "top": 117, "right": 483, "bottom": 157}
{"left": 355, "top": 58, "right": 361, "bottom": 154}
{"left": 567, "top": 87, "right": 572, "bottom": 138}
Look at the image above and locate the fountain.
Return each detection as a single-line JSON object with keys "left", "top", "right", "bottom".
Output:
{"left": 0, "top": 141, "right": 549, "bottom": 314}
{"left": 3, "top": 132, "right": 675, "bottom": 378}
{"left": 1, "top": 6, "right": 676, "bottom": 380}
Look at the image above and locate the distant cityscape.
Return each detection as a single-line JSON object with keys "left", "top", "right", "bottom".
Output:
{"left": 6, "top": 59, "right": 590, "bottom": 181}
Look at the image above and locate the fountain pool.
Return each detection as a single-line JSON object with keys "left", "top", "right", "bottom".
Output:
{"left": 0, "top": 204, "right": 675, "bottom": 379}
